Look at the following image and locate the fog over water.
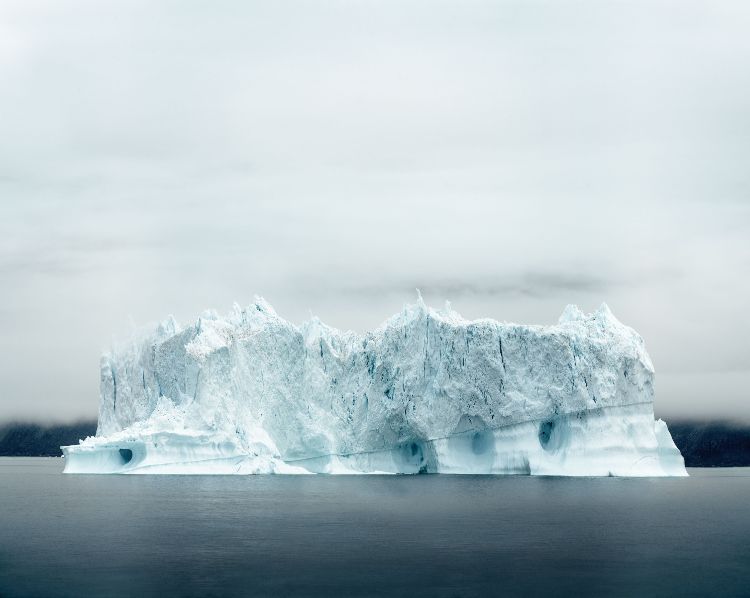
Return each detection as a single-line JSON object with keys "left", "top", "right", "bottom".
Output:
{"left": 1, "top": 1, "right": 748, "bottom": 422}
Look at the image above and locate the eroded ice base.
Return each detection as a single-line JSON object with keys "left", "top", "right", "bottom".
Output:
{"left": 62, "top": 404, "right": 687, "bottom": 476}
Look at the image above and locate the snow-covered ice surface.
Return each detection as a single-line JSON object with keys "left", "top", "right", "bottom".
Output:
{"left": 62, "top": 297, "right": 687, "bottom": 476}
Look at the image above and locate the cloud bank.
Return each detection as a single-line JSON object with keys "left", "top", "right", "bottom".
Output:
{"left": 0, "top": 0, "right": 748, "bottom": 421}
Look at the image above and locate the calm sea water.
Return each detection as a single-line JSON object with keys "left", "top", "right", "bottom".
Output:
{"left": 0, "top": 458, "right": 748, "bottom": 597}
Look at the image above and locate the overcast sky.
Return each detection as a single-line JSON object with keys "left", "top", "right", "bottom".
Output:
{"left": 1, "top": 0, "right": 748, "bottom": 423}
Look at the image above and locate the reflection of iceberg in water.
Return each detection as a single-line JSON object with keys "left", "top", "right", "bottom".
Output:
{"left": 62, "top": 296, "right": 687, "bottom": 476}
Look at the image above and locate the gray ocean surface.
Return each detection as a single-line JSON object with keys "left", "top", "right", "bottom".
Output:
{"left": 0, "top": 459, "right": 748, "bottom": 597}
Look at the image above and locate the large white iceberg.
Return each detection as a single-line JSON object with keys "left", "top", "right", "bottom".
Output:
{"left": 62, "top": 296, "right": 687, "bottom": 476}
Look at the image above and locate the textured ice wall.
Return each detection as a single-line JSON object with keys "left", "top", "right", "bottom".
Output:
{"left": 62, "top": 297, "right": 687, "bottom": 476}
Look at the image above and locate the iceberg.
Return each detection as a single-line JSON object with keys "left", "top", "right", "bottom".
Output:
{"left": 62, "top": 296, "right": 687, "bottom": 476}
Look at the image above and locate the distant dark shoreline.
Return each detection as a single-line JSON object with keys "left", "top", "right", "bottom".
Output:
{"left": 0, "top": 421, "right": 96, "bottom": 458}
{"left": 1, "top": 419, "right": 748, "bottom": 467}
{"left": 667, "top": 421, "right": 750, "bottom": 467}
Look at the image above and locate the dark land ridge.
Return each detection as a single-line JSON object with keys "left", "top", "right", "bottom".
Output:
{"left": 0, "top": 419, "right": 748, "bottom": 467}
{"left": 0, "top": 421, "right": 96, "bottom": 458}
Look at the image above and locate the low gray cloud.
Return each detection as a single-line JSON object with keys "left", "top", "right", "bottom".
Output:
{"left": 343, "top": 272, "right": 614, "bottom": 299}
{"left": 339, "top": 267, "right": 687, "bottom": 303}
